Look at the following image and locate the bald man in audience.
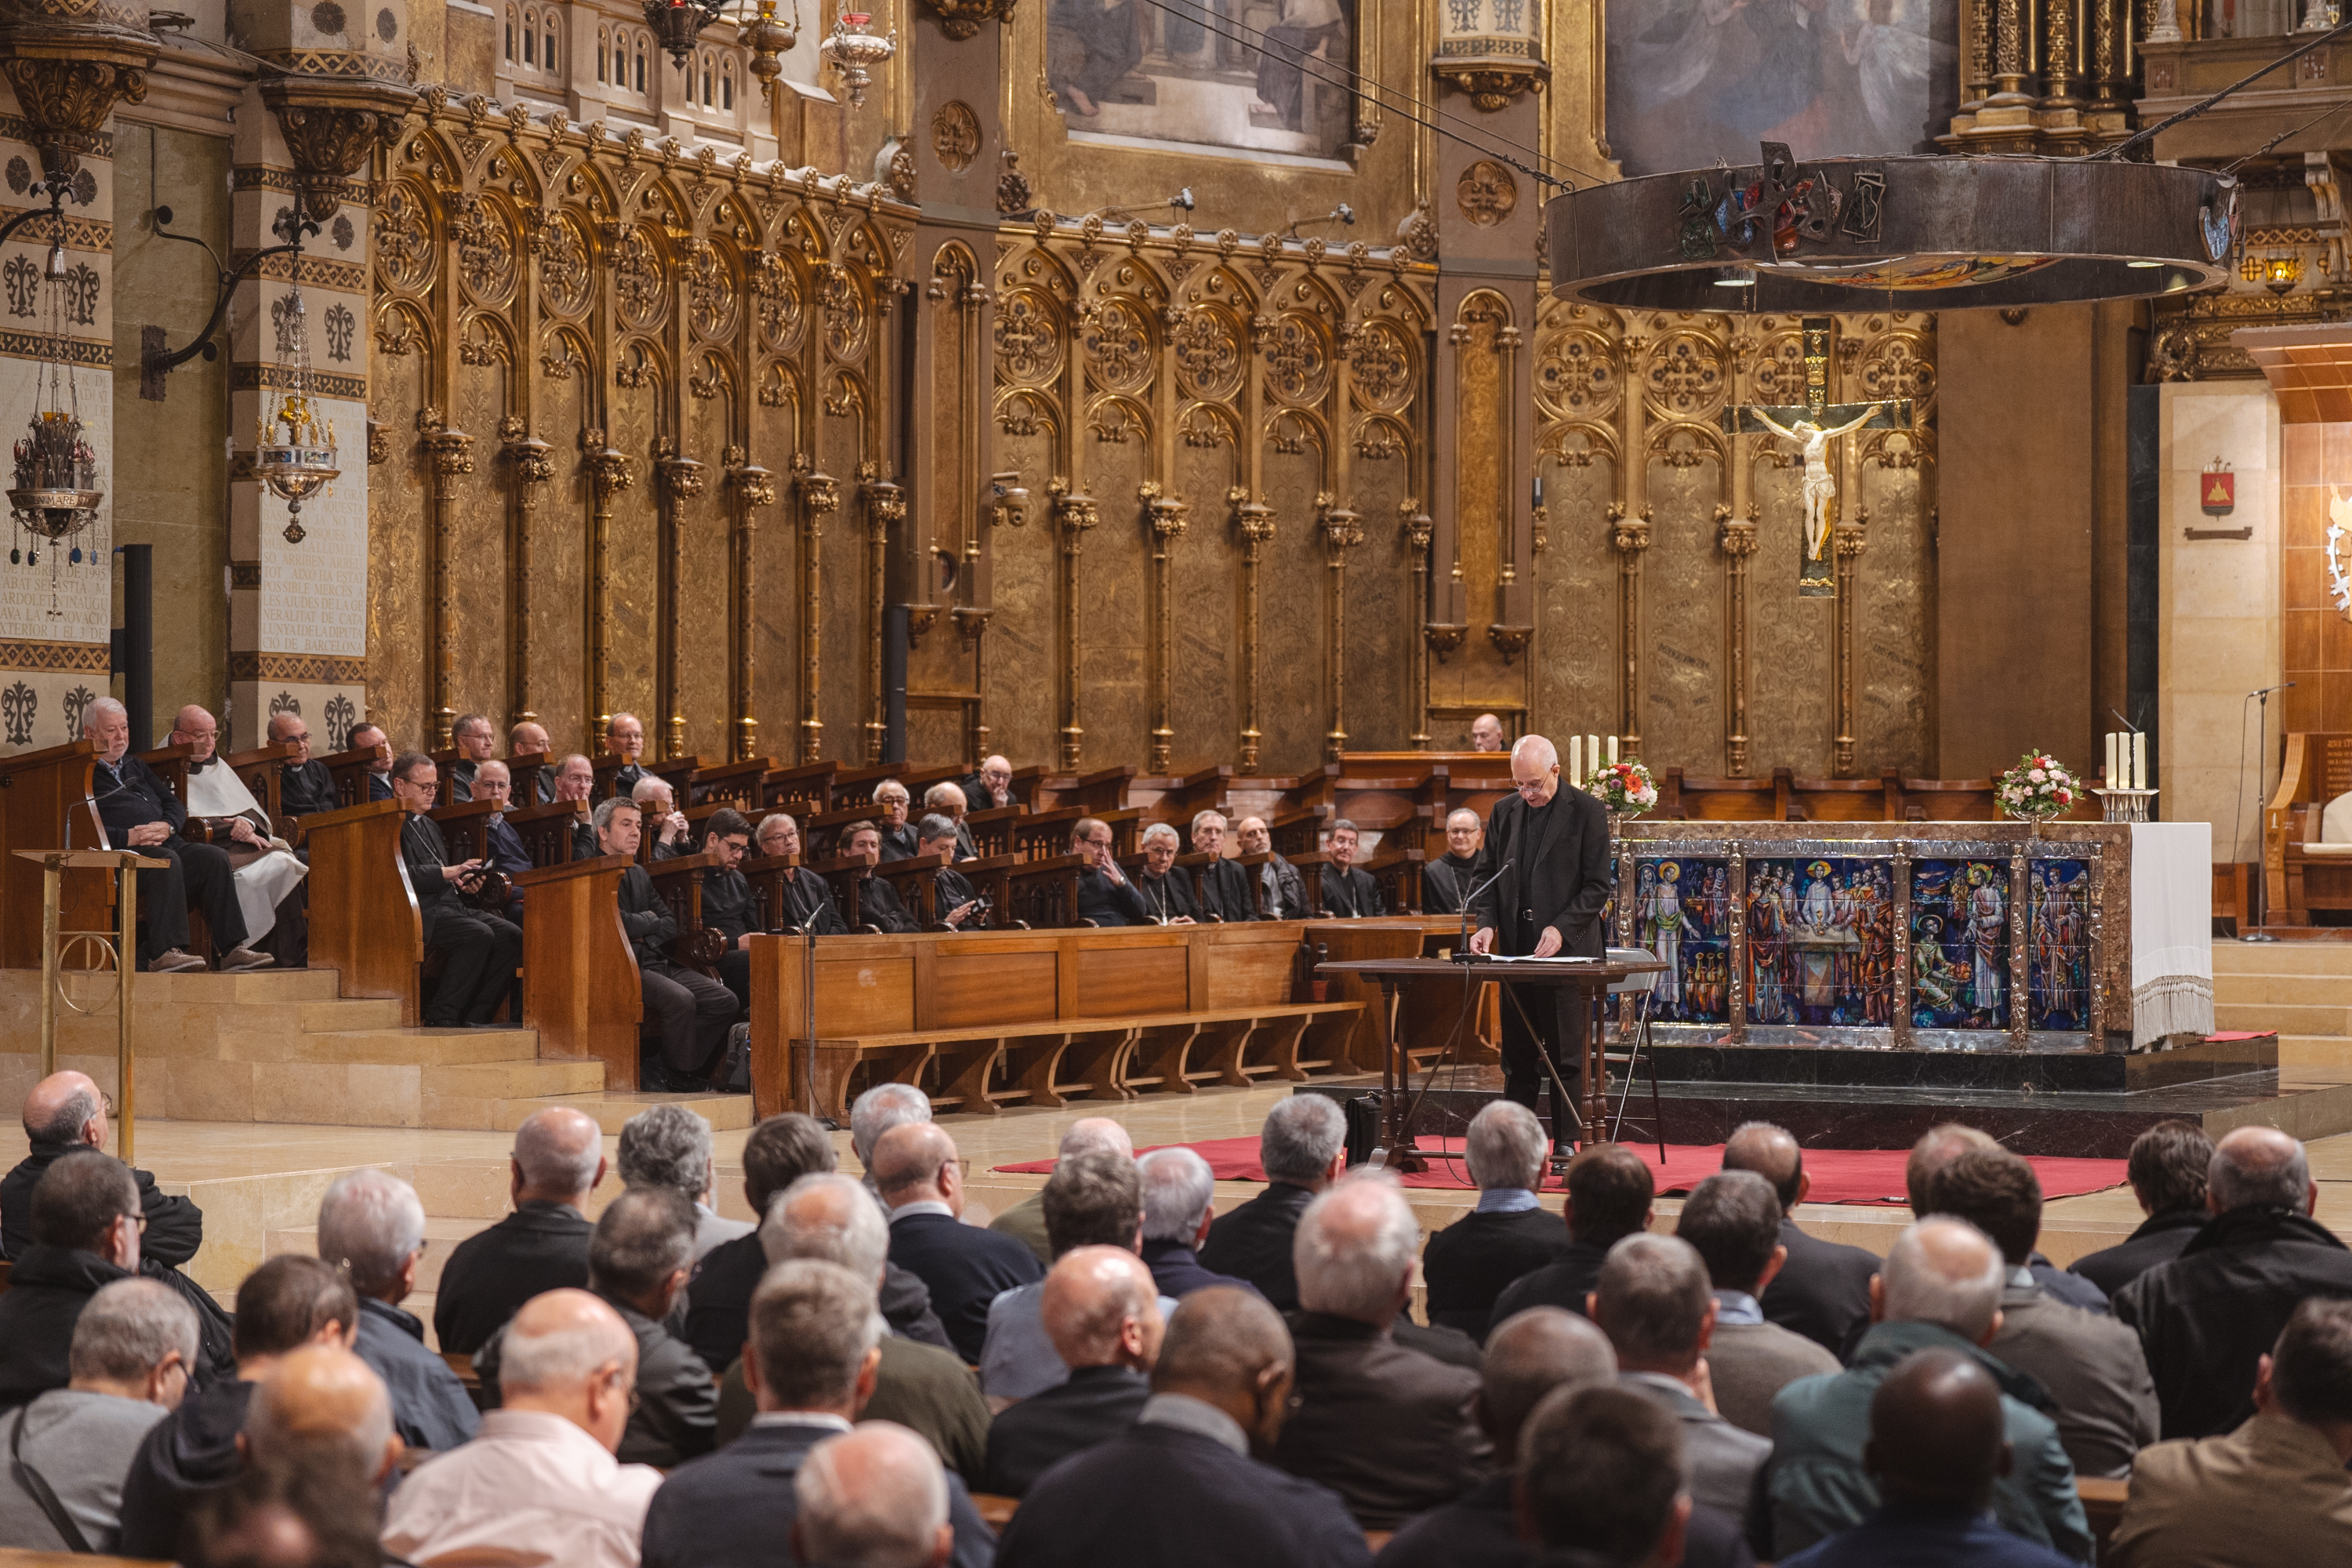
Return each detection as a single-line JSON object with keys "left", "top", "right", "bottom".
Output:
{"left": 241, "top": 1343, "right": 401, "bottom": 1487}
{"left": 433, "top": 1108, "right": 605, "bottom": 1355}
{"left": 269, "top": 711, "right": 338, "bottom": 820}
{"left": 985, "top": 1247, "right": 1163, "bottom": 1495}
{"left": 797, "top": 1425, "right": 959, "bottom": 1568}
{"left": 1469, "top": 713, "right": 1505, "bottom": 752}
{"left": 551, "top": 753, "right": 601, "bottom": 858}
{"left": 1907, "top": 1123, "right": 2105, "bottom": 1315}
{"left": 4, "top": 1071, "right": 205, "bottom": 1275}
{"left": 1274, "top": 1174, "right": 1487, "bottom": 1529}
{"left": 996, "top": 1286, "right": 1367, "bottom": 1568}
{"left": 1073, "top": 816, "right": 1148, "bottom": 926}
{"left": 964, "top": 754, "right": 1017, "bottom": 811}
{"left": 1190, "top": 810, "right": 1258, "bottom": 922}
{"left": 604, "top": 713, "right": 651, "bottom": 797}
{"left": 875, "top": 1122, "right": 1045, "bottom": 1362}
{"left": 992, "top": 1117, "right": 1133, "bottom": 1267}
{"left": 1421, "top": 808, "right": 1485, "bottom": 915}
{"left": 509, "top": 720, "right": 554, "bottom": 802}
{"left": 1780, "top": 1346, "right": 2075, "bottom": 1568}
{"left": 347, "top": 724, "right": 393, "bottom": 800}
{"left": 383, "top": 1290, "right": 662, "bottom": 1568}
{"left": 1236, "top": 815, "right": 1307, "bottom": 920}
{"left": 170, "top": 703, "right": 307, "bottom": 959}
{"left": 924, "top": 782, "right": 982, "bottom": 861}
{"left": 2117, "top": 1123, "right": 2352, "bottom": 1439}
{"left": 1722, "top": 1120, "right": 1882, "bottom": 1355}
{"left": 316, "top": 1167, "right": 480, "bottom": 1453}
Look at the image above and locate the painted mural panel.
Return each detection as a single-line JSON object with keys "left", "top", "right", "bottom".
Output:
{"left": 1047, "top": 0, "right": 1359, "bottom": 158}
{"left": 1632, "top": 855, "right": 1732, "bottom": 1025}
{"left": 1909, "top": 856, "right": 2009, "bottom": 1030}
{"left": 1746, "top": 855, "right": 1896, "bottom": 1027}
{"left": 2028, "top": 858, "right": 2092, "bottom": 1032}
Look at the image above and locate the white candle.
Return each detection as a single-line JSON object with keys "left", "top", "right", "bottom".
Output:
{"left": 1607, "top": 735, "right": 1618, "bottom": 766}
{"left": 1587, "top": 734, "right": 1600, "bottom": 784}
{"left": 2134, "top": 731, "right": 2147, "bottom": 791}
{"left": 1568, "top": 735, "right": 1581, "bottom": 786}
{"left": 2106, "top": 731, "right": 2119, "bottom": 789}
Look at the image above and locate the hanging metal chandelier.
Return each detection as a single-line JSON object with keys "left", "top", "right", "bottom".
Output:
{"left": 820, "top": 12, "right": 895, "bottom": 107}
{"left": 5, "top": 194, "right": 102, "bottom": 615}
{"left": 252, "top": 209, "right": 338, "bottom": 545}
{"left": 738, "top": 0, "right": 800, "bottom": 100}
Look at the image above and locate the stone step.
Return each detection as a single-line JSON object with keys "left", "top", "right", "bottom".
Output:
{"left": 2213, "top": 942, "right": 2352, "bottom": 975}
{"left": 2210, "top": 972, "right": 2352, "bottom": 1006}
{"left": 225, "top": 1025, "right": 540, "bottom": 1067}
{"left": 2280, "top": 1034, "right": 2352, "bottom": 1066}
{"left": 2216, "top": 1000, "right": 2352, "bottom": 1036}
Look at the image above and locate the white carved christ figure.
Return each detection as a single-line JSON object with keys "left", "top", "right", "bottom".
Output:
{"left": 1750, "top": 402, "right": 1883, "bottom": 561}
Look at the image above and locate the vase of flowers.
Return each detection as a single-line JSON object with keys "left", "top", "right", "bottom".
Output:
{"left": 1587, "top": 758, "right": 1659, "bottom": 822}
{"left": 1997, "top": 750, "right": 2080, "bottom": 823}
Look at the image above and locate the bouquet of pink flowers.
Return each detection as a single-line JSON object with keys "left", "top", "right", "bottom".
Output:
{"left": 1586, "top": 757, "right": 1658, "bottom": 815}
{"left": 1997, "top": 750, "right": 2078, "bottom": 822}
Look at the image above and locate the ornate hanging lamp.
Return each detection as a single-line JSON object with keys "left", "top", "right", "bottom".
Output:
{"left": 819, "top": 12, "right": 895, "bottom": 107}
{"left": 7, "top": 203, "right": 103, "bottom": 615}
{"left": 733, "top": 0, "right": 800, "bottom": 100}
{"left": 253, "top": 210, "right": 339, "bottom": 545}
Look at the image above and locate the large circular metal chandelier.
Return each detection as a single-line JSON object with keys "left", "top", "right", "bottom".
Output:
{"left": 1544, "top": 148, "right": 2235, "bottom": 314}
{"left": 7, "top": 209, "right": 103, "bottom": 615}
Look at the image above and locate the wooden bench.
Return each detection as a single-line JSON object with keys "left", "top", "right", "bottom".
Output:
{"left": 684, "top": 757, "right": 776, "bottom": 808}
{"left": 760, "top": 760, "right": 838, "bottom": 815}
{"left": 963, "top": 802, "right": 1026, "bottom": 858}
{"left": 506, "top": 798, "right": 590, "bottom": 866}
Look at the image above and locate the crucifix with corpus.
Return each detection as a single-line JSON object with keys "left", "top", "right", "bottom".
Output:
{"left": 1720, "top": 316, "right": 1913, "bottom": 598}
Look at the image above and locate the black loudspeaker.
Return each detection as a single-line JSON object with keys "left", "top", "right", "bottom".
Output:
{"left": 1341, "top": 1092, "right": 1382, "bottom": 1167}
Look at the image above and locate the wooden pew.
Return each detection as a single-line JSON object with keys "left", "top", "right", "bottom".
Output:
{"left": 513, "top": 854, "right": 644, "bottom": 1087}
{"left": 2266, "top": 730, "right": 2352, "bottom": 924}
{"left": 651, "top": 756, "right": 709, "bottom": 797}
{"left": 426, "top": 746, "right": 462, "bottom": 808}
{"left": 1012, "top": 806, "right": 1083, "bottom": 860}
{"left": 1363, "top": 848, "right": 1425, "bottom": 915}
{"left": 739, "top": 852, "right": 818, "bottom": 931}
{"left": 873, "top": 850, "right": 951, "bottom": 929}
{"left": 1064, "top": 765, "right": 1136, "bottom": 815}
{"left": 1327, "top": 768, "right": 1448, "bottom": 855}
{"left": 130, "top": 742, "right": 197, "bottom": 808}
{"left": 946, "top": 853, "right": 1023, "bottom": 929}
{"left": 1145, "top": 764, "right": 1233, "bottom": 826}
{"left": 760, "top": 760, "right": 839, "bottom": 815}
{"left": 686, "top": 757, "right": 774, "bottom": 808}
{"left": 808, "top": 849, "right": 884, "bottom": 930}
{"left": 224, "top": 741, "right": 296, "bottom": 825}
{"left": 427, "top": 798, "right": 500, "bottom": 863}
{"left": 963, "top": 802, "right": 1026, "bottom": 858}
{"left": 1656, "top": 770, "right": 1780, "bottom": 822}
{"left": 506, "top": 799, "right": 590, "bottom": 867}
{"left": 1893, "top": 776, "right": 2002, "bottom": 822}
{"left": 1004, "top": 853, "right": 1083, "bottom": 927}
{"left": 1267, "top": 806, "right": 1323, "bottom": 858}
{"left": 589, "top": 750, "right": 633, "bottom": 801}
{"left": 503, "top": 753, "right": 549, "bottom": 806}
{"left": 320, "top": 741, "right": 386, "bottom": 808}
{"left": 0, "top": 741, "right": 105, "bottom": 970}
{"left": 1788, "top": 771, "right": 1904, "bottom": 824}
{"left": 648, "top": 851, "right": 726, "bottom": 974}
{"left": 303, "top": 800, "right": 423, "bottom": 1023}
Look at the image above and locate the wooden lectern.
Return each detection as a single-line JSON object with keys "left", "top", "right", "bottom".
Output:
{"left": 513, "top": 853, "right": 644, "bottom": 1088}
{"left": 303, "top": 799, "right": 423, "bottom": 1020}
{"left": 14, "top": 848, "right": 167, "bottom": 1163}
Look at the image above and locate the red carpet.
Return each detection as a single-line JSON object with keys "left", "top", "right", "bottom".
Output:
{"left": 996, "top": 1137, "right": 2128, "bottom": 1206}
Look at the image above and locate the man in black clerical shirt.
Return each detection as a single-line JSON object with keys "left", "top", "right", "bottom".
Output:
{"left": 1468, "top": 733, "right": 1613, "bottom": 1150}
{"left": 1189, "top": 810, "right": 1256, "bottom": 922}
{"left": 82, "top": 697, "right": 267, "bottom": 975}
{"left": 549, "top": 753, "right": 599, "bottom": 859}
{"left": 508, "top": 720, "right": 555, "bottom": 804}
{"left": 964, "top": 753, "right": 1017, "bottom": 811}
{"left": 873, "top": 780, "right": 919, "bottom": 859}
{"left": 1236, "top": 815, "right": 1307, "bottom": 920}
{"left": 447, "top": 713, "right": 495, "bottom": 803}
{"left": 348, "top": 724, "right": 394, "bottom": 800}
{"left": 270, "top": 711, "right": 339, "bottom": 820}
{"left": 838, "top": 822, "right": 920, "bottom": 934}
{"left": 394, "top": 752, "right": 521, "bottom": 1025}
{"left": 1073, "top": 817, "right": 1149, "bottom": 927}
{"left": 473, "top": 760, "right": 532, "bottom": 924}
{"left": 753, "top": 813, "right": 848, "bottom": 935}
{"left": 1317, "top": 819, "right": 1384, "bottom": 918}
{"left": 604, "top": 712, "right": 651, "bottom": 797}
{"left": 599, "top": 797, "right": 736, "bottom": 1089}
{"left": 1134, "top": 823, "right": 1197, "bottom": 924}
{"left": 917, "top": 814, "right": 985, "bottom": 930}
{"left": 696, "top": 807, "right": 760, "bottom": 1017}
{"left": 1421, "top": 808, "right": 1484, "bottom": 916}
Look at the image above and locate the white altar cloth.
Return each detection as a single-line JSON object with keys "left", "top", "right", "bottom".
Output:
{"left": 2130, "top": 822, "right": 2213, "bottom": 1048}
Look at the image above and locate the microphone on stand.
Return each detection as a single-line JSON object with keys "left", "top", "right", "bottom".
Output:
{"left": 1454, "top": 861, "right": 1512, "bottom": 964}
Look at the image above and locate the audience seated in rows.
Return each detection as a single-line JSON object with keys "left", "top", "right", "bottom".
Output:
{"left": 1420, "top": 1102, "right": 1571, "bottom": 1341}
{"left": 1763, "top": 1216, "right": 2089, "bottom": 1561}
{"left": 1198, "top": 1094, "right": 1349, "bottom": 1311}
{"left": 995, "top": 1285, "right": 1367, "bottom": 1568}
{"left": 2114, "top": 1123, "right": 2352, "bottom": 1439}
{"left": 985, "top": 1247, "right": 1162, "bottom": 1497}
{"left": 0, "top": 1153, "right": 161, "bottom": 1410}
{"left": 981, "top": 1149, "right": 1178, "bottom": 1408}
{"left": 1594, "top": 1232, "right": 1771, "bottom": 1518}
{"left": 642, "top": 1258, "right": 995, "bottom": 1568}
{"left": 877, "top": 1121, "right": 1045, "bottom": 1363}
{"left": 853, "top": 1081, "right": 935, "bottom": 1201}
{"left": 990, "top": 1116, "right": 1132, "bottom": 1267}
{"left": 1671, "top": 1170, "right": 1838, "bottom": 1438}
{"left": 1719, "top": 1121, "right": 1884, "bottom": 1355}
{"left": 1923, "top": 1146, "right": 2158, "bottom": 1477}
{"left": 619, "top": 1101, "right": 753, "bottom": 1265}
{"left": 1486, "top": 1142, "right": 1655, "bottom": 1327}
{"left": 2066, "top": 1119, "right": 2214, "bottom": 1298}
{"left": 434, "top": 1105, "right": 604, "bottom": 1356}
{"left": 316, "top": 1167, "right": 480, "bottom": 1454}
{"left": 1136, "top": 1145, "right": 1257, "bottom": 1300}
{"left": 1519, "top": 1385, "right": 1697, "bottom": 1568}
{"left": 1908, "top": 1123, "right": 2108, "bottom": 1315}
{"left": 186, "top": 1343, "right": 401, "bottom": 1568}
{"left": 797, "top": 1423, "right": 960, "bottom": 1568}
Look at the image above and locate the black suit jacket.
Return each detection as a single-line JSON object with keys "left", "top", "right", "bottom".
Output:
{"left": 985, "top": 1363, "right": 1150, "bottom": 1496}
{"left": 877, "top": 822, "right": 920, "bottom": 861}
{"left": 1272, "top": 1312, "right": 1489, "bottom": 1530}
{"left": 1487, "top": 1239, "right": 1612, "bottom": 1326}
{"left": 1760, "top": 1216, "right": 1880, "bottom": 1356}
{"left": 1320, "top": 863, "right": 1385, "bottom": 918}
{"left": 0, "top": 1245, "right": 137, "bottom": 1409}
{"left": 616, "top": 862, "right": 677, "bottom": 967}
{"left": 449, "top": 759, "right": 479, "bottom": 803}
{"left": 1198, "top": 1182, "right": 1317, "bottom": 1312}
{"left": 685, "top": 1232, "right": 953, "bottom": 1366}
{"left": 702, "top": 866, "right": 756, "bottom": 943}
{"left": 1421, "top": 853, "right": 1480, "bottom": 916}
{"left": 1422, "top": 1206, "right": 1571, "bottom": 1341}
{"left": 1134, "top": 868, "right": 1197, "bottom": 923}
{"left": 888, "top": 1210, "right": 1046, "bottom": 1363}
{"left": 1373, "top": 1475, "right": 1755, "bottom": 1568}
{"left": 399, "top": 811, "right": 470, "bottom": 944}
{"left": 2067, "top": 1207, "right": 2205, "bottom": 1300}
{"left": 483, "top": 813, "right": 532, "bottom": 882}
{"left": 1140, "top": 1237, "right": 1255, "bottom": 1300}
{"left": 433, "top": 1200, "right": 593, "bottom": 1355}
{"left": 937, "top": 866, "right": 982, "bottom": 925}
{"left": 853, "top": 872, "right": 922, "bottom": 934}
{"left": 367, "top": 771, "right": 393, "bottom": 801}
{"left": 92, "top": 754, "right": 183, "bottom": 839}
{"left": 779, "top": 867, "right": 848, "bottom": 935}
{"left": 996, "top": 1421, "right": 1370, "bottom": 1568}
{"left": 604, "top": 1294, "right": 717, "bottom": 1468}
{"left": 278, "top": 758, "right": 338, "bottom": 818}
{"left": 1468, "top": 786, "right": 1612, "bottom": 956}
{"left": 1077, "top": 866, "right": 1149, "bottom": 926}
{"left": 1196, "top": 857, "right": 1256, "bottom": 922}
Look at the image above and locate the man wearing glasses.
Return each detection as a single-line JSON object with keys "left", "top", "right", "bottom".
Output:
{"left": 269, "top": 711, "right": 338, "bottom": 820}
{"left": 1468, "top": 734, "right": 1613, "bottom": 1152}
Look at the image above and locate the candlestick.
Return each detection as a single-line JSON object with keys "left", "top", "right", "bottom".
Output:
{"left": 2133, "top": 731, "right": 2147, "bottom": 791}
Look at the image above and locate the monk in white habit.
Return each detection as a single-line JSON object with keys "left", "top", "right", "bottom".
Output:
{"left": 167, "top": 706, "right": 308, "bottom": 948}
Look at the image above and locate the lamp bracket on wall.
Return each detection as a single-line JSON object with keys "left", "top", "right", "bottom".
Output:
{"left": 138, "top": 205, "right": 316, "bottom": 403}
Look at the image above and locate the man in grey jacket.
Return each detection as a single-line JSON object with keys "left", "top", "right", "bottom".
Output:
{"left": 1674, "top": 1170, "right": 1839, "bottom": 1438}
{"left": 0, "top": 1278, "right": 194, "bottom": 1552}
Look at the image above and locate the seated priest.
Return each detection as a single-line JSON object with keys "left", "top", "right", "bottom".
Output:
{"left": 508, "top": 720, "right": 554, "bottom": 803}
{"left": 550, "top": 753, "right": 598, "bottom": 858}
{"left": 392, "top": 750, "right": 522, "bottom": 1025}
{"left": 873, "top": 779, "right": 919, "bottom": 860}
{"left": 447, "top": 713, "right": 496, "bottom": 802}
{"left": 1073, "top": 816, "right": 1149, "bottom": 927}
{"left": 915, "top": 813, "right": 985, "bottom": 930}
{"left": 473, "top": 760, "right": 532, "bottom": 922}
{"left": 349, "top": 723, "right": 394, "bottom": 800}
{"left": 753, "top": 812, "right": 847, "bottom": 935}
{"left": 696, "top": 807, "right": 760, "bottom": 1017}
{"left": 270, "top": 711, "right": 338, "bottom": 820}
{"left": 1134, "top": 822, "right": 1197, "bottom": 925}
{"left": 604, "top": 711, "right": 651, "bottom": 796}
{"left": 837, "top": 821, "right": 919, "bottom": 934}
{"left": 83, "top": 699, "right": 271, "bottom": 975}
{"left": 1190, "top": 810, "right": 1254, "bottom": 923}
{"left": 1470, "top": 712, "right": 1506, "bottom": 753}
{"left": 964, "top": 753, "right": 1016, "bottom": 811}
{"left": 597, "top": 796, "right": 736, "bottom": 1089}
{"left": 1319, "top": 818, "right": 1384, "bottom": 918}
{"left": 632, "top": 775, "right": 695, "bottom": 860}
{"left": 1236, "top": 815, "right": 1308, "bottom": 919}
{"left": 923, "top": 781, "right": 982, "bottom": 860}
{"left": 169, "top": 704, "right": 308, "bottom": 963}
{"left": 1421, "top": 808, "right": 1483, "bottom": 915}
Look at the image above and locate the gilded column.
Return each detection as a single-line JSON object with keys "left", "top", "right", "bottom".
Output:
{"left": 794, "top": 458, "right": 839, "bottom": 764}
{"left": 1142, "top": 481, "right": 1189, "bottom": 775}
{"left": 1404, "top": 504, "right": 1434, "bottom": 748}
{"left": 1049, "top": 481, "right": 1099, "bottom": 772}
{"left": 863, "top": 470, "right": 906, "bottom": 764}
{"left": 1991, "top": 0, "right": 2033, "bottom": 102}
{"left": 421, "top": 417, "right": 477, "bottom": 750}
{"left": 501, "top": 419, "right": 554, "bottom": 730}
{"left": 1617, "top": 332, "right": 1650, "bottom": 757}
{"left": 1236, "top": 495, "right": 1274, "bottom": 772}
{"left": 1833, "top": 519, "right": 1867, "bottom": 777}
{"left": 583, "top": 430, "right": 633, "bottom": 735}
{"left": 1319, "top": 496, "right": 1363, "bottom": 763}
{"left": 655, "top": 443, "right": 706, "bottom": 761}
{"left": 2043, "top": 0, "right": 2080, "bottom": 106}
{"left": 1719, "top": 503, "right": 1758, "bottom": 777}
{"left": 725, "top": 448, "right": 777, "bottom": 763}
{"left": 1962, "top": 0, "right": 1995, "bottom": 110}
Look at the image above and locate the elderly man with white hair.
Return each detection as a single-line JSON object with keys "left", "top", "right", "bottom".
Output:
{"left": 1421, "top": 1100, "right": 1569, "bottom": 1340}
{"left": 82, "top": 697, "right": 269, "bottom": 973}
{"left": 434, "top": 1106, "right": 607, "bottom": 1355}
{"left": 385, "top": 1290, "right": 662, "bottom": 1568}
{"left": 167, "top": 704, "right": 308, "bottom": 955}
{"left": 318, "top": 1167, "right": 481, "bottom": 1452}
{"left": 851, "top": 1082, "right": 932, "bottom": 1201}
{"left": 619, "top": 1102, "right": 752, "bottom": 1263}
{"left": 985, "top": 1246, "right": 1164, "bottom": 1497}
{"left": 1421, "top": 807, "right": 1486, "bottom": 914}
{"left": 1468, "top": 732, "right": 1613, "bottom": 1151}
{"left": 1137, "top": 1145, "right": 1256, "bottom": 1300}
{"left": 1189, "top": 809, "right": 1257, "bottom": 923}
{"left": 1765, "top": 1215, "right": 2089, "bottom": 1561}
{"left": 964, "top": 754, "right": 1017, "bottom": 811}
{"left": 992, "top": 1116, "right": 1134, "bottom": 1267}
{"left": 1132, "top": 822, "right": 1198, "bottom": 924}
{"left": 1269, "top": 1172, "right": 1488, "bottom": 1529}
{"left": 631, "top": 774, "right": 694, "bottom": 859}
